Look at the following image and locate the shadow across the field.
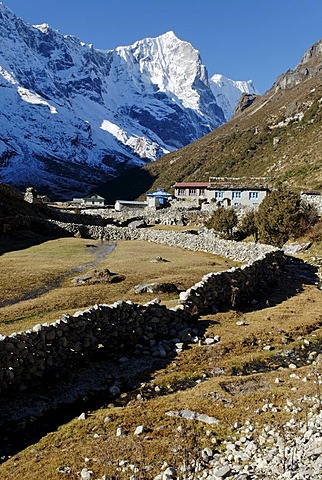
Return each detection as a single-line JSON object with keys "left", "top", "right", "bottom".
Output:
{"left": 238, "top": 256, "right": 319, "bottom": 314}
{"left": 0, "top": 316, "right": 211, "bottom": 462}
{"left": 0, "top": 254, "right": 318, "bottom": 462}
{"left": 0, "top": 232, "right": 59, "bottom": 256}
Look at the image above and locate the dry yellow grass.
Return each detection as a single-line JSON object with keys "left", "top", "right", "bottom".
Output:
{"left": 0, "top": 238, "right": 236, "bottom": 334}
{"left": 0, "top": 238, "right": 95, "bottom": 302}
{"left": 0, "top": 236, "right": 321, "bottom": 480}
{"left": 0, "top": 281, "right": 321, "bottom": 480}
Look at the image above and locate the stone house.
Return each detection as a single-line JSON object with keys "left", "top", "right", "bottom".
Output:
{"left": 206, "top": 184, "right": 268, "bottom": 208}
{"left": 174, "top": 178, "right": 269, "bottom": 208}
{"left": 174, "top": 182, "right": 209, "bottom": 201}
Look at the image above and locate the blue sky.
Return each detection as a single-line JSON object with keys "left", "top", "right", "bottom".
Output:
{"left": 3, "top": 0, "right": 322, "bottom": 93}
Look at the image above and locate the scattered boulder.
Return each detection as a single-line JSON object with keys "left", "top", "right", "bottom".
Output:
{"left": 133, "top": 282, "right": 178, "bottom": 294}
{"left": 80, "top": 468, "right": 93, "bottom": 480}
{"left": 57, "top": 466, "right": 72, "bottom": 474}
{"left": 127, "top": 219, "right": 147, "bottom": 228}
{"left": 283, "top": 241, "right": 312, "bottom": 255}
{"left": 165, "top": 410, "right": 219, "bottom": 425}
{"left": 110, "top": 385, "right": 121, "bottom": 396}
{"left": 134, "top": 425, "right": 144, "bottom": 435}
{"left": 72, "top": 268, "right": 125, "bottom": 285}
{"left": 213, "top": 465, "right": 231, "bottom": 478}
{"left": 150, "top": 256, "right": 170, "bottom": 263}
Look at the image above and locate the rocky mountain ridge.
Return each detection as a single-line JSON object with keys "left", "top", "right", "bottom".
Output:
{"left": 274, "top": 38, "right": 322, "bottom": 92}
{"left": 209, "top": 74, "right": 258, "bottom": 120}
{"left": 133, "top": 35, "right": 322, "bottom": 196}
{"left": 0, "top": 4, "right": 256, "bottom": 198}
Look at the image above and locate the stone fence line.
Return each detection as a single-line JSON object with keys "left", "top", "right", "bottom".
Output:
{"left": 0, "top": 220, "right": 285, "bottom": 396}
{"left": 44, "top": 219, "right": 277, "bottom": 263}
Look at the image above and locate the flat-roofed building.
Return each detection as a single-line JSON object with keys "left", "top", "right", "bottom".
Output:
{"left": 174, "top": 178, "right": 270, "bottom": 208}
{"left": 174, "top": 182, "right": 209, "bottom": 200}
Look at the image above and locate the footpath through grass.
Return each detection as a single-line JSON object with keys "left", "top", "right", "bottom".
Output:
{"left": 0, "top": 237, "right": 236, "bottom": 335}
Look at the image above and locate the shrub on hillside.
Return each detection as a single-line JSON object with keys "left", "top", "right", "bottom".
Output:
{"left": 255, "top": 189, "right": 319, "bottom": 247}
{"left": 307, "top": 219, "right": 322, "bottom": 242}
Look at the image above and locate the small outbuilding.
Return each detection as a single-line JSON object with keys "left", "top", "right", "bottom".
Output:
{"left": 146, "top": 189, "right": 173, "bottom": 208}
{"left": 114, "top": 200, "right": 147, "bottom": 212}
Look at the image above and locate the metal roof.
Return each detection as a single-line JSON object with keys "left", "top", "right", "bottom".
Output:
{"left": 146, "top": 189, "right": 172, "bottom": 197}
{"left": 174, "top": 182, "right": 209, "bottom": 188}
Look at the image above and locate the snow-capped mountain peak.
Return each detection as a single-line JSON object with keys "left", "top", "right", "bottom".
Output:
{"left": 210, "top": 74, "right": 259, "bottom": 120}
{"left": 0, "top": 5, "right": 257, "bottom": 198}
{"left": 115, "top": 31, "right": 211, "bottom": 112}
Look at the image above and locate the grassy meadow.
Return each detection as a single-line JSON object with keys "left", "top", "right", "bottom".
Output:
{"left": 0, "top": 237, "right": 236, "bottom": 335}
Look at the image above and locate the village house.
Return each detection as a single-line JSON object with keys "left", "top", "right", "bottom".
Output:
{"left": 114, "top": 189, "right": 173, "bottom": 211}
{"left": 174, "top": 182, "right": 209, "bottom": 200}
{"left": 72, "top": 193, "right": 105, "bottom": 207}
{"left": 174, "top": 178, "right": 269, "bottom": 208}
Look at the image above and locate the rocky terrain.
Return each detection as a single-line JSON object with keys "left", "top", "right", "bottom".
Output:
{"left": 0, "top": 181, "right": 321, "bottom": 479}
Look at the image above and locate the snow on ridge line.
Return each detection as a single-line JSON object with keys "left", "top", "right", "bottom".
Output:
{"left": 100, "top": 119, "right": 168, "bottom": 160}
{"left": 210, "top": 73, "right": 259, "bottom": 120}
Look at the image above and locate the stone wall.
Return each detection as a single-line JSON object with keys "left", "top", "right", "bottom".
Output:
{"left": 0, "top": 300, "right": 190, "bottom": 396}
{"left": 80, "top": 204, "right": 209, "bottom": 226}
{"left": 179, "top": 250, "right": 284, "bottom": 314}
{"left": 0, "top": 221, "right": 285, "bottom": 396}
{"left": 301, "top": 193, "right": 322, "bottom": 215}
{"left": 44, "top": 219, "right": 277, "bottom": 263}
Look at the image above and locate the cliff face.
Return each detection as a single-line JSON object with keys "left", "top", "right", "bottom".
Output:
{"left": 273, "top": 39, "right": 322, "bottom": 92}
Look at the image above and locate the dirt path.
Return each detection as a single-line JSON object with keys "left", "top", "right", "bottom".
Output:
{"left": 0, "top": 242, "right": 116, "bottom": 308}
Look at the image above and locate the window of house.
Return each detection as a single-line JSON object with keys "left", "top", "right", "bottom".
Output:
{"left": 177, "top": 188, "right": 186, "bottom": 196}
{"left": 232, "top": 191, "right": 242, "bottom": 199}
{"left": 214, "top": 191, "right": 224, "bottom": 198}
{"left": 189, "top": 188, "right": 197, "bottom": 196}
{"left": 249, "top": 191, "right": 259, "bottom": 200}
{"left": 199, "top": 188, "right": 205, "bottom": 196}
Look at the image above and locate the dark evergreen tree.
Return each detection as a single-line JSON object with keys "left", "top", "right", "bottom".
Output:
{"left": 240, "top": 210, "right": 259, "bottom": 242}
{"left": 255, "top": 189, "right": 317, "bottom": 247}
{"left": 206, "top": 207, "right": 238, "bottom": 239}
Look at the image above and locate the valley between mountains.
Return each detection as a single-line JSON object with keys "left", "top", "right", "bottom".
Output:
{"left": 0, "top": 3, "right": 322, "bottom": 480}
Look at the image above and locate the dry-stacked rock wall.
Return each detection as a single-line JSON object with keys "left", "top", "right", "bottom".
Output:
{"left": 0, "top": 222, "right": 285, "bottom": 396}
{"left": 0, "top": 300, "right": 190, "bottom": 396}
{"left": 43, "top": 219, "right": 277, "bottom": 262}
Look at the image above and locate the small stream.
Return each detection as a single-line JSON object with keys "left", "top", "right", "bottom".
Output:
{"left": 0, "top": 242, "right": 116, "bottom": 308}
